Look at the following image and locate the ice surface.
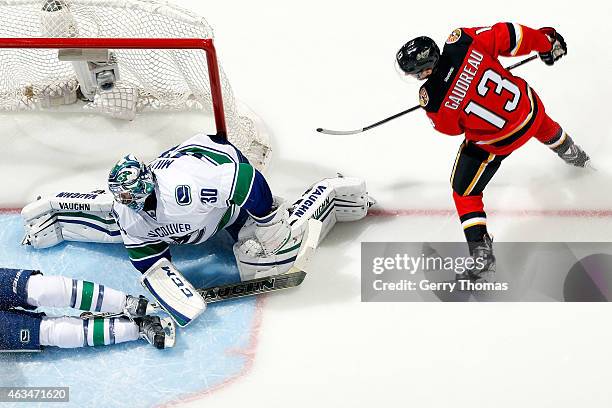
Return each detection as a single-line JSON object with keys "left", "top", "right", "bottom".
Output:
{"left": 0, "top": 214, "right": 259, "bottom": 408}
{"left": 1, "top": 0, "right": 612, "bottom": 407}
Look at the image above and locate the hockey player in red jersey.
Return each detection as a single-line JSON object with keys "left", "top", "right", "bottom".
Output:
{"left": 395, "top": 23, "right": 590, "bottom": 282}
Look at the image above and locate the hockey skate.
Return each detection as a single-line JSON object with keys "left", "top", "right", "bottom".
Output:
{"left": 124, "top": 295, "right": 152, "bottom": 318}
{"left": 457, "top": 234, "right": 496, "bottom": 283}
{"left": 551, "top": 135, "right": 591, "bottom": 169}
{"left": 136, "top": 315, "right": 176, "bottom": 349}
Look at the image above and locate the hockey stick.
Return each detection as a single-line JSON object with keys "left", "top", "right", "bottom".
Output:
{"left": 316, "top": 105, "right": 421, "bottom": 136}
{"left": 316, "top": 54, "right": 539, "bottom": 135}
{"left": 504, "top": 54, "right": 538, "bottom": 70}
{"left": 81, "top": 269, "right": 308, "bottom": 320}
{"left": 197, "top": 269, "right": 307, "bottom": 303}
{"left": 81, "top": 220, "right": 323, "bottom": 319}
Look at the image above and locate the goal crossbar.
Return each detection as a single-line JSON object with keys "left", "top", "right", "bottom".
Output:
{"left": 0, "top": 37, "right": 228, "bottom": 137}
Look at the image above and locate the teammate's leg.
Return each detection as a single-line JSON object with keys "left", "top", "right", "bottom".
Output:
{"left": 27, "top": 274, "right": 127, "bottom": 313}
{"left": 0, "top": 310, "right": 170, "bottom": 350}
{"left": 0, "top": 268, "right": 148, "bottom": 317}
{"left": 0, "top": 269, "right": 173, "bottom": 350}
{"left": 0, "top": 268, "right": 40, "bottom": 311}
{"left": 534, "top": 109, "right": 590, "bottom": 167}
{"left": 39, "top": 315, "right": 140, "bottom": 348}
{"left": 40, "top": 315, "right": 173, "bottom": 349}
{"left": 451, "top": 142, "right": 508, "bottom": 281}
{"left": 0, "top": 310, "right": 45, "bottom": 352}
{"left": 0, "top": 309, "right": 139, "bottom": 351}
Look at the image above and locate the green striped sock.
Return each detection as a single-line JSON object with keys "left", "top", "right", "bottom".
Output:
{"left": 78, "top": 281, "right": 95, "bottom": 311}
{"left": 92, "top": 318, "right": 106, "bottom": 346}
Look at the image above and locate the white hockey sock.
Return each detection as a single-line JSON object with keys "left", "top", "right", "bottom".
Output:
{"left": 39, "top": 316, "right": 140, "bottom": 348}
{"left": 27, "top": 275, "right": 127, "bottom": 313}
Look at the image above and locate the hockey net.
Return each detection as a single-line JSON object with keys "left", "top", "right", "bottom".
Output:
{"left": 0, "top": 0, "right": 271, "bottom": 170}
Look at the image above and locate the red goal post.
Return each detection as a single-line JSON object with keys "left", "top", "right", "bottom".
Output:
{"left": 0, "top": 37, "right": 228, "bottom": 138}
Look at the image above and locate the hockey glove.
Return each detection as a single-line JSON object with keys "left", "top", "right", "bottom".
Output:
{"left": 250, "top": 200, "right": 293, "bottom": 256}
{"left": 538, "top": 27, "right": 567, "bottom": 66}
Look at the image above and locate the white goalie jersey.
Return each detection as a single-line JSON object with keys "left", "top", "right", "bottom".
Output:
{"left": 113, "top": 133, "right": 257, "bottom": 271}
{"left": 21, "top": 133, "right": 258, "bottom": 270}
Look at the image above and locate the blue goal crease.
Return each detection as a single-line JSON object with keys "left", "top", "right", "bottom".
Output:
{"left": 0, "top": 214, "right": 258, "bottom": 408}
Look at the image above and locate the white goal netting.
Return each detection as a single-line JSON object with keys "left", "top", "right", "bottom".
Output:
{"left": 0, "top": 0, "right": 270, "bottom": 170}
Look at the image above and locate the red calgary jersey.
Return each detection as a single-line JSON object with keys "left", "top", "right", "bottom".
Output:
{"left": 420, "top": 23, "right": 553, "bottom": 155}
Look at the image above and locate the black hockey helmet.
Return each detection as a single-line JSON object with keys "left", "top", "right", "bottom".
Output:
{"left": 395, "top": 36, "right": 440, "bottom": 77}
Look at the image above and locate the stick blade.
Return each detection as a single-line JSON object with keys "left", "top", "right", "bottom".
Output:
{"left": 316, "top": 127, "right": 363, "bottom": 135}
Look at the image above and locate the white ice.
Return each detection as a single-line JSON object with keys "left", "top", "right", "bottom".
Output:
{"left": 1, "top": 0, "right": 612, "bottom": 407}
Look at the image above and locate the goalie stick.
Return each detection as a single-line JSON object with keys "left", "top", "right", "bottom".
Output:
{"left": 316, "top": 54, "right": 538, "bottom": 135}
{"left": 197, "top": 269, "right": 307, "bottom": 303}
{"left": 82, "top": 219, "right": 322, "bottom": 319}
{"left": 80, "top": 271, "right": 307, "bottom": 319}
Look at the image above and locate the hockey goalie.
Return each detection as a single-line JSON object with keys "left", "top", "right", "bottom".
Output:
{"left": 21, "top": 133, "right": 374, "bottom": 327}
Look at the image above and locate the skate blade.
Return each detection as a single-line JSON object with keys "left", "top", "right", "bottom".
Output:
{"left": 584, "top": 160, "right": 597, "bottom": 172}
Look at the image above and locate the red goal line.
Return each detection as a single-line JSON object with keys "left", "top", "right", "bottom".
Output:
{"left": 3, "top": 207, "right": 612, "bottom": 218}
{"left": 368, "top": 208, "right": 612, "bottom": 218}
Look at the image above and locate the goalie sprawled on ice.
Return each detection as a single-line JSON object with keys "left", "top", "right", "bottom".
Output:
{"left": 21, "top": 133, "right": 374, "bottom": 327}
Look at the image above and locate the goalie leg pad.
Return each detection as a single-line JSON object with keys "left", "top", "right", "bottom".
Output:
{"left": 326, "top": 176, "right": 371, "bottom": 222}
{"left": 141, "top": 259, "right": 206, "bottom": 327}
{"left": 21, "top": 191, "right": 122, "bottom": 248}
{"left": 288, "top": 176, "right": 370, "bottom": 242}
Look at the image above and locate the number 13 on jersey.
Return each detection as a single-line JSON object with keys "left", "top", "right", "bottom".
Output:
{"left": 464, "top": 68, "right": 522, "bottom": 129}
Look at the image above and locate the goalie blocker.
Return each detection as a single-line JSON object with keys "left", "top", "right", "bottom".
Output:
{"left": 141, "top": 259, "right": 206, "bottom": 327}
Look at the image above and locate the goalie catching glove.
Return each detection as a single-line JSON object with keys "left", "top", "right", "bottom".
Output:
{"left": 234, "top": 175, "right": 374, "bottom": 281}
{"left": 250, "top": 198, "right": 294, "bottom": 256}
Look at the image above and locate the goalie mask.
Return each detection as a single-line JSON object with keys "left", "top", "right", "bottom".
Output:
{"left": 108, "top": 154, "right": 155, "bottom": 212}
